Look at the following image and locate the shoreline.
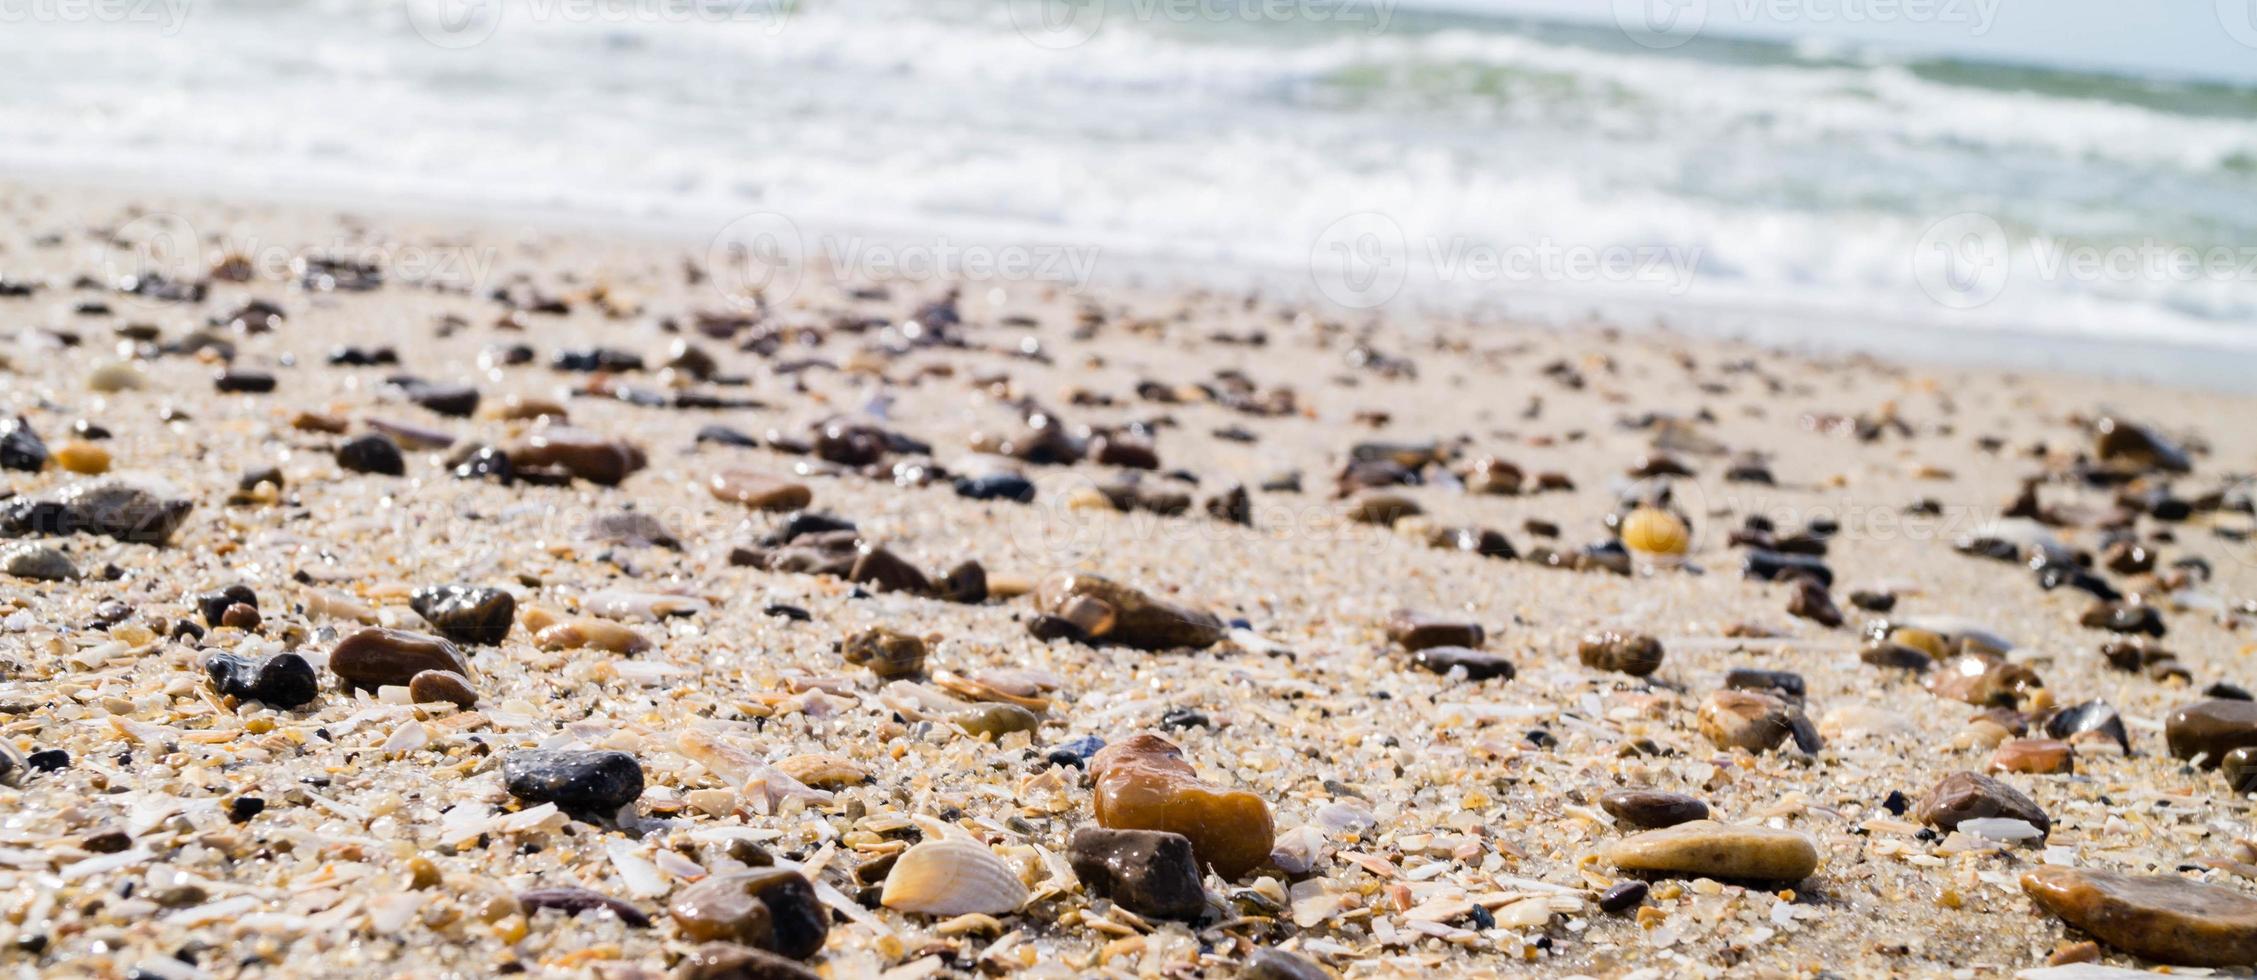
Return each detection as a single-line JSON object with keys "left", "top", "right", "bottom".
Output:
{"left": 12, "top": 162, "right": 2257, "bottom": 395}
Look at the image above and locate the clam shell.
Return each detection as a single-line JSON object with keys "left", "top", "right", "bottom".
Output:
{"left": 879, "top": 838, "right": 1029, "bottom": 916}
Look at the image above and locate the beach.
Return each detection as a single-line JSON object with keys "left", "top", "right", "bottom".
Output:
{"left": 0, "top": 176, "right": 2255, "bottom": 976}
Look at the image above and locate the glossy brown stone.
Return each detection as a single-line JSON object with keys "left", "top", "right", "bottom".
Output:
{"left": 328, "top": 628, "right": 471, "bottom": 691}
{"left": 1578, "top": 631, "right": 1665, "bottom": 677}
{"left": 709, "top": 470, "right": 812, "bottom": 511}
{"left": 2166, "top": 699, "right": 2257, "bottom": 767}
{"left": 1915, "top": 771, "right": 2050, "bottom": 836}
{"left": 407, "top": 669, "right": 478, "bottom": 708}
{"left": 508, "top": 427, "right": 647, "bottom": 485}
{"left": 1384, "top": 609, "right": 1483, "bottom": 651}
{"left": 843, "top": 627, "right": 926, "bottom": 679}
{"left": 1092, "top": 734, "right": 1274, "bottom": 880}
{"left": 1989, "top": 738, "right": 2073, "bottom": 775}
{"left": 1697, "top": 690, "right": 1817, "bottom": 754}
{"left": 2022, "top": 866, "right": 2257, "bottom": 967}
{"left": 667, "top": 869, "right": 827, "bottom": 960}
{"left": 1600, "top": 789, "right": 1709, "bottom": 829}
{"left": 1409, "top": 646, "right": 1515, "bottom": 681}
{"left": 1033, "top": 573, "right": 1226, "bottom": 650}
{"left": 1605, "top": 821, "right": 1819, "bottom": 882}
{"left": 1927, "top": 653, "right": 2044, "bottom": 709}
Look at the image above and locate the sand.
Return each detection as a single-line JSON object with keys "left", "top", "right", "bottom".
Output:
{"left": 2, "top": 179, "right": 2256, "bottom": 978}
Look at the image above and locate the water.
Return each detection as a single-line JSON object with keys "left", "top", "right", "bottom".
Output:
{"left": 6, "top": 0, "right": 2257, "bottom": 382}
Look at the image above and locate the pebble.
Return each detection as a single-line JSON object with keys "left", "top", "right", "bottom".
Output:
{"left": 1598, "top": 880, "right": 1650, "bottom": 913}
{"left": 1578, "top": 631, "right": 1665, "bottom": 677}
{"left": 2, "top": 543, "right": 76, "bottom": 581}
{"left": 196, "top": 585, "right": 258, "bottom": 626}
{"left": 203, "top": 651, "right": 318, "bottom": 709}
{"left": 1786, "top": 579, "right": 1843, "bottom": 627}
{"left": 1343, "top": 491, "right": 1420, "bottom": 526}
{"left": 409, "top": 585, "right": 516, "bottom": 645}
{"left": 510, "top": 427, "right": 647, "bottom": 485}
{"left": 1605, "top": 821, "right": 1819, "bottom": 881}
{"left": 1860, "top": 641, "right": 1933, "bottom": 671}
{"left": 86, "top": 361, "right": 146, "bottom": 393}
{"left": 407, "top": 669, "right": 478, "bottom": 708}
{"left": 502, "top": 749, "right": 645, "bottom": 815}
{"left": 2226, "top": 748, "right": 2257, "bottom": 793}
{"left": 1990, "top": 738, "right": 2074, "bottom": 775}
{"left": 668, "top": 868, "right": 828, "bottom": 959}
{"left": 327, "top": 627, "right": 472, "bottom": 691}
{"left": 1915, "top": 771, "right": 2051, "bottom": 836}
{"left": 523, "top": 607, "right": 651, "bottom": 654}
{"left": 0, "top": 416, "right": 48, "bottom": 471}
{"left": 1698, "top": 690, "right": 1820, "bottom": 754}
{"left": 842, "top": 627, "right": 926, "bottom": 679}
{"left": 53, "top": 440, "right": 109, "bottom": 475}
{"left": 584, "top": 511, "right": 681, "bottom": 549}
{"left": 677, "top": 943, "right": 820, "bottom": 980}
{"left": 1045, "top": 735, "right": 1106, "bottom": 768}
{"left": 1241, "top": 948, "right": 1338, "bottom": 980}
{"left": 709, "top": 470, "right": 813, "bottom": 511}
{"left": 0, "top": 480, "right": 194, "bottom": 544}
{"left": 336, "top": 433, "right": 406, "bottom": 476}
{"left": 1600, "top": 789, "right": 1709, "bottom": 829}
{"left": 516, "top": 886, "right": 651, "bottom": 927}
{"left": 1743, "top": 549, "right": 1834, "bottom": 587}
{"left": 1384, "top": 609, "right": 1483, "bottom": 651}
{"left": 1092, "top": 734, "right": 1275, "bottom": 879}
{"left": 2082, "top": 599, "right": 2166, "bottom": 637}
{"left": 2166, "top": 699, "right": 2257, "bottom": 767}
{"left": 401, "top": 380, "right": 480, "bottom": 417}
{"left": 1409, "top": 646, "right": 1515, "bottom": 681}
{"left": 1927, "top": 652, "right": 2045, "bottom": 709}
{"left": 1723, "top": 668, "right": 1805, "bottom": 702}
{"left": 2091, "top": 416, "right": 2192, "bottom": 473}
{"left": 2021, "top": 866, "right": 2257, "bottom": 966}
{"left": 1032, "top": 572, "right": 1226, "bottom": 650}
{"left": 2045, "top": 700, "right": 2130, "bottom": 754}
{"left": 694, "top": 424, "right": 760, "bottom": 449}
{"left": 1848, "top": 589, "right": 1897, "bottom": 612}
{"left": 1620, "top": 506, "right": 1689, "bottom": 555}
{"left": 213, "top": 369, "right": 277, "bottom": 393}
{"left": 1068, "top": 826, "right": 1207, "bottom": 920}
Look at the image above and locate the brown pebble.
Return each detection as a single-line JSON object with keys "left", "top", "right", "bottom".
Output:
{"left": 1915, "top": 770, "right": 2050, "bottom": 836}
{"left": 1092, "top": 734, "right": 1274, "bottom": 880}
{"left": 328, "top": 627, "right": 472, "bottom": 691}
{"left": 2166, "top": 698, "right": 2257, "bottom": 767}
{"left": 1697, "top": 690, "right": 1818, "bottom": 754}
{"left": 1384, "top": 609, "right": 1483, "bottom": 651}
{"left": 1989, "top": 738, "right": 2073, "bottom": 775}
{"left": 1600, "top": 789, "right": 1709, "bottom": 829}
{"left": 1033, "top": 572, "right": 1226, "bottom": 650}
{"left": 407, "top": 669, "right": 479, "bottom": 708}
{"left": 2022, "top": 865, "right": 2257, "bottom": 967}
{"left": 709, "top": 469, "right": 813, "bottom": 511}
{"left": 1578, "top": 631, "right": 1665, "bottom": 677}
{"left": 842, "top": 627, "right": 926, "bottom": 679}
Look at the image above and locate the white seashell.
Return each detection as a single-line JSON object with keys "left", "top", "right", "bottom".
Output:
{"left": 880, "top": 838, "right": 1029, "bottom": 916}
{"left": 584, "top": 590, "right": 710, "bottom": 622}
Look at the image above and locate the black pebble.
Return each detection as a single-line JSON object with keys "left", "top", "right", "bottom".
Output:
{"left": 762, "top": 603, "right": 811, "bottom": 622}
{"left": 228, "top": 797, "right": 265, "bottom": 822}
{"left": 1159, "top": 708, "right": 1211, "bottom": 731}
{"left": 1598, "top": 881, "right": 1648, "bottom": 913}
{"left": 502, "top": 750, "right": 645, "bottom": 815}
{"left": 1044, "top": 735, "right": 1105, "bottom": 768}
{"left": 26, "top": 749, "right": 68, "bottom": 772}
{"left": 337, "top": 434, "right": 405, "bottom": 476}
{"left": 204, "top": 652, "right": 319, "bottom": 709}
{"left": 953, "top": 473, "right": 1037, "bottom": 503}
{"left": 195, "top": 585, "right": 258, "bottom": 626}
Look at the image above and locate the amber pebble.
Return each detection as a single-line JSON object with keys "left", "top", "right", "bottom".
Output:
{"left": 1698, "top": 690, "right": 1819, "bottom": 754}
{"left": 667, "top": 869, "right": 828, "bottom": 960}
{"left": 1384, "top": 609, "right": 1483, "bottom": 651}
{"left": 709, "top": 470, "right": 813, "bottom": 511}
{"left": 1990, "top": 738, "right": 2073, "bottom": 775}
{"left": 1091, "top": 734, "right": 1275, "bottom": 880}
{"left": 2166, "top": 699, "right": 2257, "bottom": 767}
{"left": 1032, "top": 572, "right": 1226, "bottom": 650}
{"left": 1600, "top": 789, "right": 1708, "bottom": 829}
{"left": 54, "top": 440, "right": 111, "bottom": 475}
{"left": 328, "top": 628, "right": 472, "bottom": 691}
{"left": 2022, "top": 866, "right": 2257, "bottom": 967}
{"left": 1578, "top": 631, "right": 1665, "bottom": 677}
{"left": 1621, "top": 506, "right": 1689, "bottom": 556}
{"left": 1927, "top": 653, "right": 2044, "bottom": 709}
{"left": 1605, "top": 821, "right": 1819, "bottom": 882}
{"left": 842, "top": 627, "right": 926, "bottom": 679}
{"left": 508, "top": 426, "right": 646, "bottom": 485}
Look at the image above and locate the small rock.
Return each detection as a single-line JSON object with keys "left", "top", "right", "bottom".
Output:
{"left": 1578, "top": 631, "right": 1665, "bottom": 677}
{"left": 1848, "top": 589, "right": 1897, "bottom": 612}
{"left": 502, "top": 749, "right": 646, "bottom": 815}
{"left": 1600, "top": 790, "right": 1709, "bottom": 829}
{"left": 1068, "top": 826, "right": 1206, "bottom": 920}
{"left": 1032, "top": 572, "right": 1226, "bottom": 650}
{"left": 2045, "top": 700, "right": 2130, "bottom": 754}
{"left": 2, "top": 543, "right": 76, "bottom": 581}
{"left": 668, "top": 869, "right": 828, "bottom": 959}
{"left": 1990, "top": 738, "right": 2073, "bottom": 775}
{"left": 1384, "top": 609, "right": 1483, "bottom": 651}
{"left": 710, "top": 470, "right": 812, "bottom": 511}
{"left": 1698, "top": 690, "right": 1819, "bottom": 754}
{"left": 1785, "top": 579, "right": 1843, "bottom": 627}
{"left": 676, "top": 943, "right": 820, "bottom": 980}
{"left": 407, "top": 669, "right": 478, "bottom": 708}
{"left": 1409, "top": 646, "right": 1515, "bottom": 681}
{"left": 410, "top": 585, "right": 516, "bottom": 645}
{"left": 1241, "top": 947, "right": 1337, "bottom": 980}
{"left": 842, "top": 627, "right": 925, "bottom": 679}
{"left": 195, "top": 585, "right": 257, "bottom": 626}
{"left": 2022, "top": 866, "right": 2257, "bottom": 967}
{"left": 1598, "top": 880, "right": 1650, "bottom": 913}
{"left": 1915, "top": 771, "right": 2050, "bottom": 837}
{"left": 516, "top": 886, "right": 651, "bottom": 927}
{"left": 953, "top": 473, "right": 1036, "bottom": 503}
{"left": 2167, "top": 699, "right": 2257, "bottom": 767}
{"left": 0, "top": 416, "right": 48, "bottom": 471}
{"left": 1092, "top": 734, "right": 1274, "bottom": 879}
{"left": 511, "top": 427, "right": 648, "bottom": 485}
{"left": 336, "top": 434, "right": 406, "bottom": 476}
{"left": 1723, "top": 668, "right": 1805, "bottom": 702}
{"left": 1743, "top": 549, "right": 1833, "bottom": 587}
{"left": 1860, "top": 641, "right": 1933, "bottom": 671}
{"left": 204, "top": 651, "right": 318, "bottom": 709}
{"left": 1344, "top": 491, "right": 1420, "bottom": 526}
{"left": 213, "top": 369, "right": 277, "bottom": 393}
{"left": 327, "top": 627, "right": 472, "bottom": 691}
{"left": 0, "top": 480, "right": 193, "bottom": 543}
{"left": 1605, "top": 821, "right": 1819, "bottom": 882}
{"left": 2082, "top": 599, "right": 2166, "bottom": 637}
{"left": 53, "top": 440, "right": 110, "bottom": 475}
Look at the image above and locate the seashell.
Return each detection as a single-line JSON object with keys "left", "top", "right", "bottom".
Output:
{"left": 774, "top": 753, "right": 868, "bottom": 788}
{"left": 524, "top": 604, "right": 651, "bottom": 653}
{"left": 880, "top": 838, "right": 1029, "bottom": 916}
{"left": 935, "top": 671, "right": 1052, "bottom": 713}
{"left": 583, "top": 590, "right": 709, "bottom": 622}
